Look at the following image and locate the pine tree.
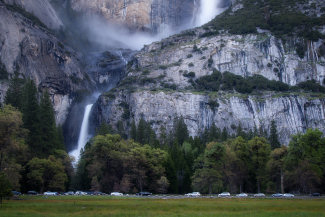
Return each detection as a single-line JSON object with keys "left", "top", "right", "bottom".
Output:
{"left": 221, "top": 127, "right": 228, "bottom": 141}
{"left": 136, "top": 118, "right": 146, "bottom": 144}
{"left": 130, "top": 120, "right": 137, "bottom": 140}
{"left": 22, "top": 80, "right": 42, "bottom": 156}
{"left": 39, "top": 90, "right": 61, "bottom": 155}
{"left": 5, "top": 72, "right": 25, "bottom": 110}
{"left": 96, "top": 122, "right": 113, "bottom": 136}
{"left": 174, "top": 117, "right": 189, "bottom": 145}
{"left": 269, "top": 120, "right": 281, "bottom": 149}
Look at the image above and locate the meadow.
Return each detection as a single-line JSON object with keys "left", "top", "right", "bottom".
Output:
{"left": 0, "top": 196, "right": 325, "bottom": 217}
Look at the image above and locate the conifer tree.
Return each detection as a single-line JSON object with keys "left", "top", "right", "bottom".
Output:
{"left": 174, "top": 117, "right": 189, "bottom": 145}
{"left": 136, "top": 118, "right": 146, "bottom": 144}
{"left": 130, "top": 120, "right": 137, "bottom": 140}
{"left": 22, "top": 80, "right": 42, "bottom": 156}
{"left": 39, "top": 90, "right": 61, "bottom": 155}
{"left": 5, "top": 72, "right": 25, "bottom": 110}
{"left": 269, "top": 120, "right": 281, "bottom": 149}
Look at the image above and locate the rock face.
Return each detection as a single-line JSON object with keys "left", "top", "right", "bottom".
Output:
{"left": 96, "top": 91, "right": 325, "bottom": 145}
{"left": 94, "top": 21, "right": 325, "bottom": 145}
{"left": 0, "top": 2, "right": 93, "bottom": 124}
{"left": 3, "top": 0, "right": 63, "bottom": 29}
{"left": 70, "top": 0, "right": 196, "bottom": 32}
{"left": 136, "top": 33, "right": 325, "bottom": 87}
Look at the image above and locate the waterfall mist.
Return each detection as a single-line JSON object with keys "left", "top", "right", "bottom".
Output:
{"left": 58, "top": 0, "right": 230, "bottom": 162}
{"left": 194, "top": 0, "right": 228, "bottom": 27}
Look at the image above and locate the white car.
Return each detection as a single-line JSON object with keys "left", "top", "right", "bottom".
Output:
{"left": 75, "top": 191, "right": 87, "bottom": 195}
{"left": 283, "top": 193, "right": 294, "bottom": 198}
{"left": 236, "top": 193, "right": 248, "bottom": 198}
{"left": 218, "top": 192, "right": 231, "bottom": 197}
{"left": 44, "top": 192, "right": 58, "bottom": 196}
{"left": 185, "top": 192, "right": 201, "bottom": 197}
{"left": 111, "top": 192, "right": 123, "bottom": 196}
{"left": 254, "top": 193, "right": 266, "bottom": 197}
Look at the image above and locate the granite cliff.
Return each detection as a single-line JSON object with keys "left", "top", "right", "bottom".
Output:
{"left": 94, "top": 0, "right": 325, "bottom": 145}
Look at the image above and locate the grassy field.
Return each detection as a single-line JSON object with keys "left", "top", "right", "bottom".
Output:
{"left": 1, "top": 196, "right": 325, "bottom": 217}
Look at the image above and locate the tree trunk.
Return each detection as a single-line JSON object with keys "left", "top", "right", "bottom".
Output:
{"left": 257, "top": 180, "right": 260, "bottom": 193}
{"left": 280, "top": 169, "right": 284, "bottom": 194}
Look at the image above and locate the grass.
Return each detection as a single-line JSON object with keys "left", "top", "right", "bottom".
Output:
{"left": 1, "top": 197, "right": 325, "bottom": 217}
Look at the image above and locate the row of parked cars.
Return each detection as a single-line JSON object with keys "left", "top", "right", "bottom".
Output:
{"left": 185, "top": 192, "right": 298, "bottom": 198}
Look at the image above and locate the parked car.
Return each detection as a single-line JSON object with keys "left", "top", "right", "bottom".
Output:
{"left": 136, "top": 192, "right": 152, "bottom": 196}
{"left": 236, "top": 193, "right": 248, "bottom": 198}
{"left": 94, "top": 191, "right": 105, "bottom": 195}
{"left": 185, "top": 192, "right": 201, "bottom": 197}
{"left": 283, "top": 193, "right": 294, "bottom": 198}
{"left": 44, "top": 192, "right": 58, "bottom": 196}
{"left": 27, "top": 191, "right": 38, "bottom": 195}
{"left": 12, "top": 191, "right": 22, "bottom": 196}
{"left": 271, "top": 193, "right": 283, "bottom": 197}
{"left": 253, "top": 193, "right": 265, "bottom": 197}
{"left": 218, "top": 192, "right": 231, "bottom": 197}
{"left": 311, "top": 193, "right": 321, "bottom": 197}
{"left": 75, "top": 191, "right": 87, "bottom": 195}
{"left": 64, "top": 191, "right": 75, "bottom": 195}
{"left": 111, "top": 192, "right": 123, "bottom": 196}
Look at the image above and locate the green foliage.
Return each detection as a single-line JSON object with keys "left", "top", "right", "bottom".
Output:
{"left": 0, "top": 173, "right": 12, "bottom": 204}
{"left": 195, "top": 70, "right": 291, "bottom": 93}
{"left": 76, "top": 134, "right": 168, "bottom": 193}
{"left": 285, "top": 129, "right": 325, "bottom": 193}
{"left": 5, "top": 73, "right": 25, "bottom": 110}
{"left": 39, "top": 91, "right": 64, "bottom": 155}
{"left": 249, "top": 137, "right": 271, "bottom": 193}
{"left": 0, "top": 61, "right": 8, "bottom": 80}
{"left": 22, "top": 80, "right": 42, "bottom": 156}
{"left": 26, "top": 156, "right": 68, "bottom": 192}
{"left": 297, "top": 80, "right": 325, "bottom": 93}
{"left": 192, "top": 142, "right": 225, "bottom": 194}
{"left": 183, "top": 72, "right": 196, "bottom": 78}
{"left": 269, "top": 120, "right": 281, "bottom": 149}
{"left": 205, "top": 0, "right": 325, "bottom": 41}
{"left": 0, "top": 105, "right": 27, "bottom": 190}
{"left": 96, "top": 122, "right": 114, "bottom": 136}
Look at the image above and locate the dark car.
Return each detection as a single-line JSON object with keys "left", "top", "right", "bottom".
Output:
{"left": 136, "top": 192, "right": 152, "bottom": 196}
{"left": 12, "top": 191, "right": 22, "bottom": 196}
{"left": 27, "top": 191, "right": 38, "bottom": 195}
{"left": 311, "top": 193, "right": 321, "bottom": 197}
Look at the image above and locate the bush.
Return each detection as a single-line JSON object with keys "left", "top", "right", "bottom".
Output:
{"left": 188, "top": 63, "right": 194, "bottom": 67}
{"left": 183, "top": 72, "right": 196, "bottom": 78}
{"left": 187, "top": 54, "right": 193, "bottom": 58}
{"left": 0, "top": 62, "right": 8, "bottom": 80}
{"left": 194, "top": 70, "right": 290, "bottom": 93}
{"left": 297, "top": 80, "right": 325, "bottom": 93}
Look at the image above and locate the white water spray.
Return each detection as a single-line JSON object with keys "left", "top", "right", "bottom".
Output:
{"left": 194, "top": 0, "right": 226, "bottom": 27}
{"left": 70, "top": 104, "right": 94, "bottom": 163}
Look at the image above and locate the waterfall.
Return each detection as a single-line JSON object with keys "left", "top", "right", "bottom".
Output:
{"left": 194, "top": 0, "right": 226, "bottom": 27}
{"left": 69, "top": 104, "right": 94, "bottom": 163}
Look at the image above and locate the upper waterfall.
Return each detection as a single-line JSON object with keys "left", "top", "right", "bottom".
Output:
{"left": 194, "top": 0, "right": 227, "bottom": 27}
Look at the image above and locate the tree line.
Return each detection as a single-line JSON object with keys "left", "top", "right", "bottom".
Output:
{"left": 76, "top": 117, "right": 324, "bottom": 195}
{"left": 0, "top": 74, "right": 72, "bottom": 199}
{"left": 1, "top": 74, "right": 324, "bottom": 196}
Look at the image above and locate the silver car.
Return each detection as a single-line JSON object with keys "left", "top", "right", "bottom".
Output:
{"left": 218, "top": 192, "right": 231, "bottom": 197}
{"left": 283, "top": 193, "right": 294, "bottom": 198}
{"left": 254, "top": 193, "right": 265, "bottom": 197}
{"left": 236, "top": 193, "right": 248, "bottom": 198}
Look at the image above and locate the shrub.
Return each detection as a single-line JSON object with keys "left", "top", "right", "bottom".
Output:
{"left": 159, "top": 65, "right": 168, "bottom": 70}
{"left": 187, "top": 54, "right": 193, "bottom": 58}
{"left": 188, "top": 63, "right": 194, "bottom": 67}
{"left": 183, "top": 72, "right": 196, "bottom": 78}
